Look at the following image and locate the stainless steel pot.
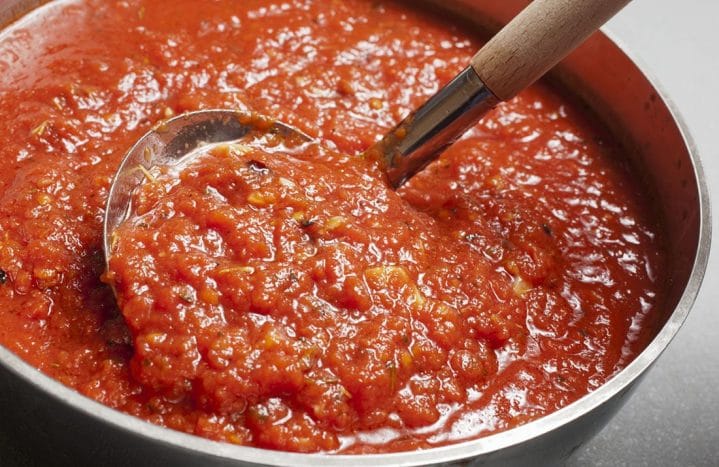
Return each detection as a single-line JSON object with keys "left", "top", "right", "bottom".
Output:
{"left": 0, "top": 0, "right": 710, "bottom": 465}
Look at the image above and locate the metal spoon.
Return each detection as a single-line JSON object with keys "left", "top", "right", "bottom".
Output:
{"left": 103, "top": 0, "right": 630, "bottom": 264}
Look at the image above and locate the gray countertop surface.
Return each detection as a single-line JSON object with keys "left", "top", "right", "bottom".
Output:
{"left": 1, "top": 0, "right": 717, "bottom": 465}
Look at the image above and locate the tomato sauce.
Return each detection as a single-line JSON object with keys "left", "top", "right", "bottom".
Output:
{"left": 0, "top": 0, "right": 665, "bottom": 454}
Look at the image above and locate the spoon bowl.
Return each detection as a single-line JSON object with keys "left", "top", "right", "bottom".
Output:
{"left": 102, "top": 110, "right": 312, "bottom": 265}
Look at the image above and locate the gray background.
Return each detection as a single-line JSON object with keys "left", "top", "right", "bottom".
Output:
{"left": 1, "top": 0, "right": 717, "bottom": 465}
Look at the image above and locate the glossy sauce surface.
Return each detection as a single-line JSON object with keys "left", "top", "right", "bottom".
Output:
{"left": 0, "top": 0, "right": 664, "bottom": 453}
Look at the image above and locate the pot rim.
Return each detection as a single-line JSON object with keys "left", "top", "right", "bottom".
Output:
{"left": 0, "top": 3, "right": 711, "bottom": 466}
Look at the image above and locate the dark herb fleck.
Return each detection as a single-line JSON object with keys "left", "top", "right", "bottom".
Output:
{"left": 247, "top": 159, "right": 270, "bottom": 174}
{"left": 300, "top": 218, "right": 315, "bottom": 228}
{"left": 542, "top": 223, "right": 553, "bottom": 236}
{"left": 0, "top": 268, "right": 6, "bottom": 284}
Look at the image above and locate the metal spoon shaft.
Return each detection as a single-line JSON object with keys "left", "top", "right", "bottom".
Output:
{"left": 369, "top": 0, "right": 631, "bottom": 188}
{"left": 368, "top": 67, "right": 497, "bottom": 188}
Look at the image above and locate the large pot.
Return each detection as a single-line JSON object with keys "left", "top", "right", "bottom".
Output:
{"left": 0, "top": 0, "right": 710, "bottom": 465}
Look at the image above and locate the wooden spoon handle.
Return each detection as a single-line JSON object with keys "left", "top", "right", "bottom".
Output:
{"left": 471, "top": 0, "right": 631, "bottom": 101}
